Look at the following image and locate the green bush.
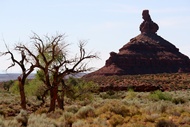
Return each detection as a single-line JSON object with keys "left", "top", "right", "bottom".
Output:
{"left": 126, "top": 88, "right": 136, "bottom": 99}
{"left": 25, "top": 78, "right": 46, "bottom": 97}
{"left": 3, "top": 80, "right": 14, "bottom": 91}
{"left": 9, "top": 78, "right": 46, "bottom": 98}
{"left": 149, "top": 90, "right": 172, "bottom": 101}
{"left": 9, "top": 81, "right": 20, "bottom": 94}
{"left": 65, "top": 77, "right": 99, "bottom": 100}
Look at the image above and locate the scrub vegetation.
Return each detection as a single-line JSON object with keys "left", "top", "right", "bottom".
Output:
{"left": 1, "top": 73, "right": 190, "bottom": 127}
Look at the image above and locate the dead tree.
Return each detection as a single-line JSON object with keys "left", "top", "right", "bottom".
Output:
{"left": 16, "top": 33, "right": 98, "bottom": 112}
{"left": 1, "top": 46, "right": 36, "bottom": 109}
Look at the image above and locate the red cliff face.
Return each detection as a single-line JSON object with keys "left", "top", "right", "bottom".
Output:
{"left": 85, "top": 10, "right": 190, "bottom": 77}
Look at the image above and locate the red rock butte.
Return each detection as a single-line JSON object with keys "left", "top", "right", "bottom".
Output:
{"left": 85, "top": 10, "right": 190, "bottom": 77}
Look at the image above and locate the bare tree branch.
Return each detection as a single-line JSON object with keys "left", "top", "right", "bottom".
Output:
{"left": 2, "top": 33, "right": 99, "bottom": 112}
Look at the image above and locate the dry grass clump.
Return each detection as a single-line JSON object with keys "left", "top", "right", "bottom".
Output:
{"left": 177, "top": 112, "right": 190, "bottom": 125}
{"left": 59, "top": 111, "right": 75, "bottom": 126}
{"left": 170, "top": 91, "right": 190, "bottom": 104}
{"left": 0, "top": 115, "right": 21, "bottom": 127}
{"left": 95, "top": 99, "right": 130, "bottom": 117}
{"left": 143, "top": 101, "right": 172, "bottom": 114}
{"left": 144, "top": 113, "right": 160, "bottom": 123}
{"left": 28, "top": 114, "right": 58, "bottom": 127}
{"left": 65, "top": 104, "right": 81, "bottom": 114}
{"left": 15, "top": 110, "right": 28, "bottom": 126}
{"left": 109, "top": 114, "right": 124, "bottom": 126}
{"left": 35, "top": 107, "right": 48, "bottom": 114}
{"left": 76, "top": 105, "right": 95, "bottom": 119}
{"left": 0, "top": 116, "right": 5, "bottom": 127}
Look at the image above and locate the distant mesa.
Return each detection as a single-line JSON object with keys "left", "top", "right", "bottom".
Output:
{"left": 85, "top": 10, "right": 190, "bottom": 77}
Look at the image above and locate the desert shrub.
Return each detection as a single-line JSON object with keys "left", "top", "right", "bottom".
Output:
{"left": 0, "top": 116, "right": 5, "bottom": 127}
{"left": 149, "top": 90, "right": 172, "bottom": 101}
{"left": 72, "top": 120, "right": 88, "bottom": 127}
{"left": 178, "top": 116, "right": 190, "bottom": 124}
{"left": 35, "top": 108, "right": 48, "bottom": 114}
{"left": 144, "top": 113, "right": 160, "bottom": 122}
{"left": 129, "top": 115, "right": 144, "bottom": 124}
{"left": 3, "top": 80, "right": 14, "bottom": 91}
{"left": 172, "top": 97, "right": 186, "bottom": 104}
{"left": 16, "top": 110, "right": 28, "bottom": 126}
{"left": 129, "top": 123, "right": 147, "bottom": 127}
{"left": 3, "top": 120, "right": 21, "bottom": 127}
{"left": 0, "top": 111, "right": 5, "bottom": 117}
{"left": 76, "top": 98, "right": 93, "bottom": 107}
{"left": 105, "top": 90, "right": 115, "bottom": 96}
{"left": 28, "top": 114, "right": 58, "bottom": 127}
{"left": 125, "top": 88, "right": 137, "bottom": 99}
{"left": 65, "top": 77, "right": 99, "bottom": 101}
{"left": 65, "top": 105, "right": 81, "bottom": 114}
{"left": 25, "top": 78, "right": 46, "bottom": 97}
{"left": 98, "top": 111, "right": 115, "bottom": 120}
{"left": 113, "top": 104, "right": 130, "bottom": 117}
{"left": 96, "top": 100, "right": 130, "bottom": 117}
{"left": 9, "top": 81, "right": 20, "bottom": 94}
{"left": 9, "top": 76, "right": 46, "bottom": 99}
{"left": 58, "top": 111, "right": 75, "bottom": 126}
{"left": 143, "top": 101, "right": 171, "bottom": 114}
{"left": 0, "top": 115, "right": 21, "bottom": 127}
{"left": 47, "top": 109, "right": 63, "bottom": 119}
{"left": 178, "top": 112, "right": 190, "bottom": 124}
{"left": 156, "top": 119, "right": 177, "bottom": 127}
{"left": 155, "top": 102, "right": 168, "bottom": 113}
{"left": 99, "top": 91, "right": 113, "bottom": 99}
{"left": 76, "top": 105, "right": 95, "bottom": 119}
{"left": 92, "top": 117, "right": 108, "bottom": 126}
{"left": 90, "top": 97, "right": 104, "bottom": 108}
{"left": 99, "top": 91, "right": 124, "bottom": 99}
{"left": 26, "top": 96, "right": 41, "bottom": 108}
{"left": 109, "top": 114, "right": 124, "bottom": 126}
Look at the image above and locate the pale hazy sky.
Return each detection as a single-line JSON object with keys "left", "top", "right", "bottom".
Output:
{"left": 0, "top": 0, "right": 190, "bottom": 73}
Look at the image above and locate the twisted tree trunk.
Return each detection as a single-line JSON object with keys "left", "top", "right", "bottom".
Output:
{"left": 18, "top": 77, "right": 26, "bottom": 110}
{"left": 48, "top": 86, "right": 58, "bottom": 112}
{"left": 48, "top": 84, "right": 65, "bottom": 112}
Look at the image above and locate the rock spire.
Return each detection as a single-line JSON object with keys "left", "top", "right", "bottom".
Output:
{"left": 84, "top": 10, "right": 190, "bottom": 77}
{"left": 140, "top": 10, "right": 159, "bottom": 34}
